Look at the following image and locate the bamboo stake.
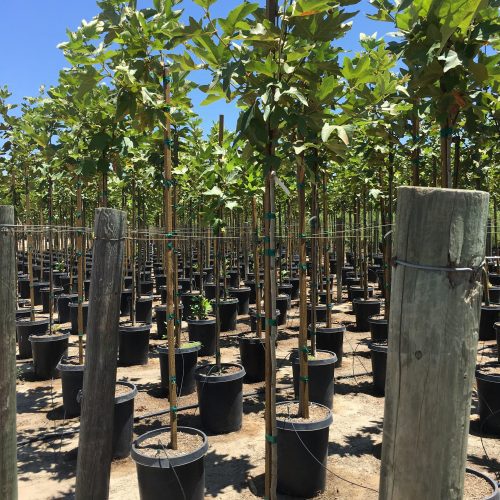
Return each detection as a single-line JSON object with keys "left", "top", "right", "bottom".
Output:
{"left": 163, "top": 64, "right": 177, "bottom": 449}
{"left": 252, "top": 197, "right": 263, "bottom": 338}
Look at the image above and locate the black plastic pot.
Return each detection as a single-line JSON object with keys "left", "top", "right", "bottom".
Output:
{"left": 178, "top": 277, "right": 191, "bottom": 293}
{"left": 16, "top": 318, "right": 50, "bottom": 359}
{"left": 368, "top": 315, "right": 388, "bottom": 341}
{"left": 57, "top": 294, "right": 78, "bottom": 323}
{"left": 315, "top": 324, "right": 345, "bottom": 368}
{"left": 30, "top": 333, "right": 70, "bottom": 380}
{"left": 131, "top": 426, "right": 208, "bottom": 500}
{"left": 228, "top": 287, "right": 251, "bottom": 315}
{"left": 278, "top": 283, "right": 293, "bottom": 299}
{"left": 140, "top": 280, "right": 154, "bottom": 295}
{"left": 159, "top": 344, "right": 201, "bottom": 396}
{"left": 289, "top": 277, "right": 300, "bottom": 300}
{"left": 276, "top": 401, "right": 333, "bottom": 498}
{"left": 40, "top": 287, "right": 64, "bottom": 313}
{"left": 306, "top": 304, "right": 328, "bottom": 325}
{"left": 249, "top": 309, "right": 281, "bottom": 333}
{"left": 369, "top": 341, "right": 388, "bottom": 395}
{"left": 84, "top": 280, "right": 91, "bottom": 299}
{"left": 349, "top": 285, "right": 374, "bottom": 301}
{"left": 113, "top": 381, "right": 138, "bottom": 459}
{"left": 195, "top": 363, "right": 245, "bottom": 434}
{"left": 16, "top": 308, "right": 31, "bottom": 320}
{"left": 136, "top": 296, "right": 153, "bottom": 324}
{"left": 292, "top": 350, "right": 337, "bottom": 409}
{"left": 227, "top": 269, "right": 240, "bottom": 288}
{"left": 155, "top": 274, "right": 166, "bottom": 294}
{"left": 353, "top": 298, "right": 381, "bottom": 331}
{"left": 33, "top": 281, "right": 49, "bottom": 306}
{"left": 276, "top": 294, "right": 290, "bottom": 326}
{"left": 489, "top": 274, "right": 500, "bottom": 286}
{"left": 124, "top": 276, "right": 133, "bottom": 289}
{"left": 475, "top": 363, "right": 500, "bottom": 436}
{"left": 203, "top": 282, "right": 222, "bottom": 301}
{"left": 212, "top": 298, "right": 238, "bottom": 332}
{"left": 119, "top": 323, "right": 151, "bottom": 366}
{"left": 69, "top": 302, "right": 89, "bottom": 335}
{"left": 187, "top": 318, "right": 216, "bottom": 356}
{"left": 18, "top": 277, "right": 32, "bottom": 299}
{"left": 495, "top": 322, "right": 500, "bottom": 363}
{"left": 479, "top": 305, "right": 500, "bottom": 341}
{"left": 120, "top": 289, "right": 132, "bottom": 316}
{"left": 490, "top": 287, "right": 500, "bottom": 304}
{"left": 193, "top": 272, "right": 207, "bottom": 290}
{"left": 57, "top": 357, "right": 84, "bottom": 417}
{"left": 239, "top": 336, "right": 265, "bottom": 382}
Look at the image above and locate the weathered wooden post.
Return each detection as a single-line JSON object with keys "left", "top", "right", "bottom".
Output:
{"left": 0, "top": 206, "right": 17, "bottom": 500}
{"left": 75, "top": 208, "right": 127, "bottom": 500}
{"left": 379, "top": 187, "right": 489, "bottom": 500}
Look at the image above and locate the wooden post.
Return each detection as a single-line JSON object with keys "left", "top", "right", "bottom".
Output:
{"left": 379, "top": 187, "right": 489, "bottom": 500}
{"left": 0, "top": 206, "right": 18, "bottom": 500}
{"left": 252, "top": 197, "right": 263, "bottom": 338}
{"left": 76, "top": 177, "right": 84, "bottom": 363}
{"left": 75, "top": 208, "right": 126, "bottom": 500}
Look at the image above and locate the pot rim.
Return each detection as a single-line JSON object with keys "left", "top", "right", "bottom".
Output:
{"left": 195, "top": 362, "right": 245, "bottom": 383}
{"left": 131, "top": 426, "right": 208, "bottom": 468}
{"left": 276, "top": 401, "right": 333, "bottom": 431}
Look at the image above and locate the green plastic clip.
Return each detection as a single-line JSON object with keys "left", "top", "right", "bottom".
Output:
{"left": 265, "top": 434, "right": 277, "bottom": 444}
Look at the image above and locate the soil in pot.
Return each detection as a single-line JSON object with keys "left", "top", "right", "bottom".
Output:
{"left": 475, "top": 362, "right": 500, "bottom": 436}
{"left": 57, "top": 356, "right": 84, "bottom": 417}
{"left": 353, "top": 298, "right": 382, "bottom": 331}
{"left": 291, "top": 350, "right": 338, "bottom": 409}
{"left": 119, "top": 322, "right": 151, "bottom": 366}
{"left": 131, "top": 426, "right": 208, "bottom": 500}
{"left": 187, "top": 318, "right": 216, "bottom": 356}
{"left": 239, "top": 336, "right": 265, "bottom": 382}
{"left": 69, "top": 301, "right": 89, "bottom": 335}
{"left": 369, "top": 341, "right": 388, "bottom": 395}
{"left": 159, "top": 343, "right": 201, "bottom": 396}
{"left": 16, "top": 318, "right": 50, "bottom": 359}
{"left": 211, "top": 298, "right": 238, "bottom": 332}
{"left": 30, "top": 332, "right": 70, "bottom": 380}
{"left": 113, "top": 381, "right": 138, "bottom": 459}
{"left": 464, "top": 467, "right": 499, "bottom": 500}
{"left": 276, "top": 401, "right": 333, "bottom": 498}
{"left": 195, "top": 363, "right": 245, "bottom": 434}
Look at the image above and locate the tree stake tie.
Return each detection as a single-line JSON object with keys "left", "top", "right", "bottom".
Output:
{"left": 392, "top": 258, "right": 485, "bottom": 275}
{"left": 265, "top": 434, "right": 277, "bottom": 444}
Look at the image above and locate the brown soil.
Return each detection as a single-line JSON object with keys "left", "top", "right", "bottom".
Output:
{"left": 32, "top": 332, "right": 69, "bottom": 340}
{"left": 477, "top": 363, "right": 500, "bottom": 376}
{"left": 136, "top": 430, "right": 204, "bottom": 459}
{"left": 116, "top": 383, "right": 134, "bottom": 397}
{"left": 464, "top": 471, "right": 495, "bottom": 499}
{"left": 308, "top": 350, "right": 336, "bottom": 360}
{"left": 58, "top": 355, "right": 84, "bottom": 366}
{"left": 197, "top": 364, "right": 242, "bottom": 376}
{"left": 276, "top": 402, "right": 330, "bottom": 423}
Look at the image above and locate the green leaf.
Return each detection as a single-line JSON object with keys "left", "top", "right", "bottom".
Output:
{"left": 203, "top": 186, "right": 224, "bottom": 197}
{"left": 192, "top": 0, "right": 216, "bottom": 9}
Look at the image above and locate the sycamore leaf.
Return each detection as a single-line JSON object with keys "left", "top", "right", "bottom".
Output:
{"left": 438, "top": 50, "right": 461, "bottom": 73}
{"left": 203, "top": 186, "right": 224, "bottom": 197}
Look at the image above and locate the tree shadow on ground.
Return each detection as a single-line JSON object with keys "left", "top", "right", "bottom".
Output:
{"left": 17, "top": 384, "right": 56, "bottom": 414}
{"left": 204, "top": 449, "right": 256, "bottom": 497}
{"left": 329, "top": 418, "right": 384, "bottom": 459}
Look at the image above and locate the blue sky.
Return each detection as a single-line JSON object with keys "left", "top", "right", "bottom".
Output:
{"left": 0, "top": 0, "right": 390, "bottom": 132}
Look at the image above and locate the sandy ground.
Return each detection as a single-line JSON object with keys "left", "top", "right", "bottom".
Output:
{"left": 15, "top": 286, "right": 500, "bottom": 500}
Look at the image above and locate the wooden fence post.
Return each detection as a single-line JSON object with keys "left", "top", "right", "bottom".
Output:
{"left": 379, "top": 187, "right": 489, "bottom": 500}
{"left": 75, "top": 208, "right": 127, "bottom": 500}
{"left": 0, "top": 206, "right": 17, "bottom": 500}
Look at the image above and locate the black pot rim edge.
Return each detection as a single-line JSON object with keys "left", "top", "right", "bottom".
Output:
{"left": 158, "top": 344, "right": 201, "bottom": 355}
{"left": 115, "top": 381, "right": 138, "bottom": 404}
{"left": 195, "top": 363, "right": 246, "bottom": 383}
{"left": 465, "top": 467, "right": 499, "bottom": 500}
{"left": 131, "top": 426, "right": 208, "bottom": 468}
{"left": 276, "top": 401, "right": 333, "bottom": 431}
{"left": 29, "top": 332, "right": 71, "bottom": 343}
